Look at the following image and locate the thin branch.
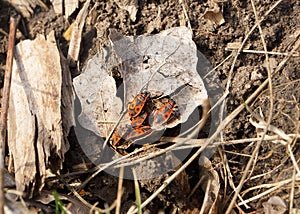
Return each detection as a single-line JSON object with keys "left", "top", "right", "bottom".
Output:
{"left": 0, "top": 15, "right": 19, "bottom": 214}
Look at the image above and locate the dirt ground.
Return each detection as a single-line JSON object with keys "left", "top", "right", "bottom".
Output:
{"left": 0, "top": 0, "right": 300, "bottom": 213}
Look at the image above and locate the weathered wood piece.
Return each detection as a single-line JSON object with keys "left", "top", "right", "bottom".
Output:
{"left": 7, "top": 31, "right": 74, "bottom": 197}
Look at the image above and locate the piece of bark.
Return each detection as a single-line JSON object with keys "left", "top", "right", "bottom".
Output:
{"left": 50, "top": 0, "right": 63, "bottom": 15}
{"left": 7, "top": 31, "right": 74, "bottom": 198}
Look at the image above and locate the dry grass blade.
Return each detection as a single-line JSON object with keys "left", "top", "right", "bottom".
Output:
{"left": 290, "top": 169, "right": 296, "bottom": 211}
{"left": 116, "top": 166, "right": 124, "bottom": 214}
{"left": 199, "top": 179, "right": 211, "bottom": 214}
{"left": 0, "top": 15, "right": 19, "bottom": 214}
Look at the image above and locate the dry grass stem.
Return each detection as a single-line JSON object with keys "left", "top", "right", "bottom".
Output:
{"left": 249, "top": 157, "right": 289, "bottom": 180}
{"left": 116, "top": 166, "right": 124, "bottom": 214}
{"left": 179, "top": 0, "right": 192, "bottom": 30}
{"left": 290, "top": 169, "right": 296, "bottom": 211}
{"left": 226, "top": 49, "right": 300, "bottom": 57}
{"left": 238, "top": 177, "right": 299, "bottom": 206}
{"left": 248, "top": 106, "right": 300, "bottom": 175}
{"left": 199, "top": 179, "right": 211, "bottom": 214}
{"left": 204, "top": 53, "right": 233, "bottom": 79}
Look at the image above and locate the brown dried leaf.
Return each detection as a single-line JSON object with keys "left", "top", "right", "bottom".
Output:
{"left": 262, "top": 196, "right": 287, "bottom": 214}
{"left": 203, "top": 1, "right": 225, "bottom": 27}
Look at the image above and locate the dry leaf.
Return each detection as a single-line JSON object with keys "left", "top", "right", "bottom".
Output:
{"left": 262, "top": 196, "right": 287, "bottom": 214}
{"left": 203, "top": 1, "right": 225, "bottom": 27}
{"left": 8, "top": 31, "right": 74, "bottom": 197}
{"left": 73, "top": 27, "right": 213, "bottom": 179}
{"left": 73, "top": 51, "right": 123, "bottom": 137}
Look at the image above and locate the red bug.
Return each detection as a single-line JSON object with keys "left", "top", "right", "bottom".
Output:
{"left": 130, "top": 112, "right": 148, "bottom": 128}
{"left": 153, "top": 99, "right": 176, "bottom": 125}
{"left": 126, "top": 126, "right": 152, "bottom": 141}
{"left": 110, "top": 126, "right": 135, "bottom": 154}
{"left": 128, "top": 92, "right": 149, "bottom": 118}
{"left": 111, "top": 126, "right": 130, "bottom": 148}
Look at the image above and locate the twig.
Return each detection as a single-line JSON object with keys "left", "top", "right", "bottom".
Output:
{"left": 0, "top": 29, "right": 8, "bottom": 37}
{"left": 0, "top": 15, "right": 19, "bottom": 214}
